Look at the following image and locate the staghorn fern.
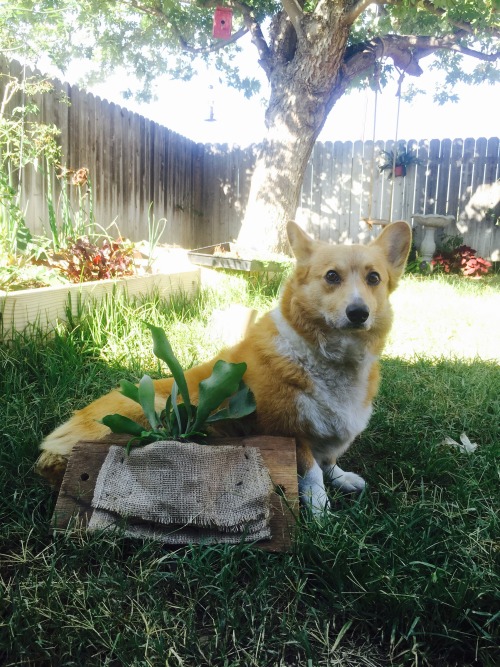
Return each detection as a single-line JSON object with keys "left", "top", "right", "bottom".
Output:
{"left": 101, "top": 324, "right": 256, "bottom": 453}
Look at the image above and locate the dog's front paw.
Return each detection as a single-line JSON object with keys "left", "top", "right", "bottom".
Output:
{"left": 300, "top": 486, "right": 331, "bottom": 516}
{"left": 324, "top": 465, "right": 366, "bottom": 494}
{"left": 299, "top": 463, "right": 331, "bottom": 516}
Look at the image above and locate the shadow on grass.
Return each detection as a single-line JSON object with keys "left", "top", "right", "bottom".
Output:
{"left": 0, "top": 331, "right": 498, "bottom": 666}
{"left": 295, "top": 355, "right": 499, "bottom": 666}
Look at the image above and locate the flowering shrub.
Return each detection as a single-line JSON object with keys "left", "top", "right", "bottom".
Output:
{"left": 432, "top": 243, "right": 492, "bottom": 278}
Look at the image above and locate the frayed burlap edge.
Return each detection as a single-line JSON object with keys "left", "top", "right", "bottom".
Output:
{"left": 88, "top": 441, "right": 273, "bottom": 544}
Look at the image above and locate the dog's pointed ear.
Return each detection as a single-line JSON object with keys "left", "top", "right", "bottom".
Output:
{"left": 372, "top": 221, "right": 412, "bottom": 281}
{"left": 287, "top": 221, "right": 313, "bottom": 261}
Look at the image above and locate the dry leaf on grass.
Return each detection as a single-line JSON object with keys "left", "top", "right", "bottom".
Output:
{"left": 441, "top": 432, "right": 478, "bottom": 454}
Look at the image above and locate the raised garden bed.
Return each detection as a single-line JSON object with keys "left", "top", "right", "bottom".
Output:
{"left": 188, "top": 243, "right": 285, "bottom": 273}
{"left": 0, "top": 268, "right": 200, "bottom": 340}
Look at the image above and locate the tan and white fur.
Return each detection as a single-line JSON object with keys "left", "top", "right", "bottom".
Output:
{"left": 37, "top": 220, "right": 411, "bottom": 513}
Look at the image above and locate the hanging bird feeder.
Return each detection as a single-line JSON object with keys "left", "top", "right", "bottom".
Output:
{"left": 213, "top": 7, "right": 233, "bottom": 39}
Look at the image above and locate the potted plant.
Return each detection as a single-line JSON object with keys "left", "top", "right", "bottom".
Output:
{"left": 378, "top": 147, "right": 423, "bottom": 178}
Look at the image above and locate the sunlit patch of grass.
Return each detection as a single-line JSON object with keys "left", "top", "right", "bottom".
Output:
{"left": 0, "top": 271, "right": 498, "bottom": 666}
{"left": 386, "top": 273, "right": 500, "bottom": 361}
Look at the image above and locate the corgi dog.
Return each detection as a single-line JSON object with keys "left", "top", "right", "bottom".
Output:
{"left": 37, "top": 220, "right": 411, "bottom": 513}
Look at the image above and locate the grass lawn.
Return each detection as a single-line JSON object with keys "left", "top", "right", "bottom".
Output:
{"left": 1, "top": 271, "right": 499, "bottom": 666}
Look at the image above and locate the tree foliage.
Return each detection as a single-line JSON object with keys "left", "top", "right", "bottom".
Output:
{"left": 2, "top": 1, "right": 499, "bottom": 254}
{"left": 2, "top": 1, "right": 499, "bottom": 104}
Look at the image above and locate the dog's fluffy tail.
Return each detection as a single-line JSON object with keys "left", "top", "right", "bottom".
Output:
{"left": 36, "top": 381, "right": 174, "bottom": 484}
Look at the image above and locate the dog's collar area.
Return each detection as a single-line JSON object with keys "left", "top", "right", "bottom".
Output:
{"left": 271, "top": 308, "right": 372, "bottom": 365}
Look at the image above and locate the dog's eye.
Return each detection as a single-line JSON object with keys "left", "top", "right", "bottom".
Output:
{"left": 366, "top": 271, "right": 381, "bottom": 285}
{"left": 325, "top": 270, "right": 341, "bottom": 285}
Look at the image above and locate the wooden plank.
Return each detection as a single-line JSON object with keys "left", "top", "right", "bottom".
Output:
{"left": 110, "top": 102, "right": 122, "bottom": 236}
{"left": 350, "top": 140, "right": 363, "bottom": 240}
{"left": 52, "top": 435, "right": 298, "bottom": 552}
{"left": 472, "top": 137, "right": 488, "bottom": 193}
{"left": 132, "top": 111, "right": 142, "bottom": 240}
{"left": 299, "top": 146, "right": 313, "bottom": 235}
{"left": 317, "top": 141, "right": 333, "bottom": 242}
{"left": 457, "top": 137, "right": 476, "bottom": 218}
{"left": 436, "top": 138, "right": 452, "bottom": 215}
{"left": 118, "top": 104, "right": 129, "bottom": 237}
{"left": 380, "top": 139, "right": 394, "bottom": 222}
{"left": 401, "top": 138, "right": 418, "bottom": 224}
{"left": 424, "top": 138, "right": 441, "bottom": 214}
{"left": 227, "top": 143, "right": 238, "bottom": 242}
{"left": 190, "top": 142, "right": 203, "bottom": 248}
{"left": 339, "top": 141, "right": 352, "bottom": 242}
{"left": 138, "top": 114, "right": 147, "bottom": 235}
{"left": 31, "top": 70, "right": 52, "bottom": 237}
{"left": 370, "top": 140, "right": 386, "bottom": 224}
{"left": 216, "top": 143, "right": 229, "bottom": 243}
{"left": 165, "top": 130, "right": 176, "bottom": 244}
{"left": 205, "top": 145, "right": 218, "bottom": 243}
{"left": 413, "top": 139, "right": 429, "bottom": 217}
{"left": 485, "top": 137, "right": 499, "bottom": 184}
{"left": 93, "top": 95, "right": 104, "bottom": 231}
{"left": 359, "top": 139, "right": 374, "bottom": 225}
{"left": 331, "top": 140, "right": 346, "bottom": 240}
{"left": 233, "top": 144, "right": 255, "bottom": 245}
{"left": 390, "top": 139, "right": 405, "bottom": 222}
{"left": 311, "top": 142, "right": 323, "bottom": 239}
{"left": 447, "top": 138, "right": 464, "bottom": 223}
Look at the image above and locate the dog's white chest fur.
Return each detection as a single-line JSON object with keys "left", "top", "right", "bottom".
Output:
{"left": 271, "top": 309, "right": 374, "bottom": 452}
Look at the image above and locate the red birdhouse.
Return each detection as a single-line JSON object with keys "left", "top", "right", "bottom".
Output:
{"left": 213, "top": 7, "right": 233, "bottom": 40}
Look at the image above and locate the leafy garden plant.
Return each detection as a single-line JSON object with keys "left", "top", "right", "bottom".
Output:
{"left": 40, "top": 236, "right": 136, "bottom": 283}
{"left": 378, "top": 146, "right": 423, "bottom": 178}
{"left": 432, "top": 235, "right": 492, "bottom": 277}
{"left": 101, "top": 324, "right": 256, "bottom": 453}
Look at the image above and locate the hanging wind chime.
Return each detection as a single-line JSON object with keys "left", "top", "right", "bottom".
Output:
{"left": 212, "top": 6, "right": 233, "bottom": 39}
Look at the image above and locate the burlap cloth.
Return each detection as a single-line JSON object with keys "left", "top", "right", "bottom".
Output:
{"left": 88, "top": 441, "right": 273, "bottom": 544}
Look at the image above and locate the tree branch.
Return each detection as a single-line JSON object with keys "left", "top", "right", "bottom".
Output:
{"left": 343, "top": 0, "right": 385, "bottom": 26}
{"left": 230, "top": 2, "right": 274, "bottom": 78}
{"left": 126, "top": 0, "right": 248, "bottom": 55}
{"left": 280, "top": 0, "right": 304, "bottom": 39}
{"left": 408, "top": 35, "right": 500, "bottom": 62}
{"left": 342, "top": 32, "right": 499, "bottom": 91}
{"left": 178, "top": 25, "right": 249, "bottom": 54}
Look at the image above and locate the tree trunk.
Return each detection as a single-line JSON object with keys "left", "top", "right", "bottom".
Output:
{"left": 236, "top": 9, "right": 351, "bottom": 255}
{"left": 236, "top": 112, "right": 319, "bottom": 255}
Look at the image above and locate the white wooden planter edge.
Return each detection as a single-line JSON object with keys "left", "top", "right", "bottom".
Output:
{"left": 0, "top": 268, "right": 200, "bottom": 338}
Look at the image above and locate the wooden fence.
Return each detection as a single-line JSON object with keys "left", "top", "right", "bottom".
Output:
{"left": 298, "top": 138, "right": 500, "bottom": 258}
{"left": 2, "top": 58, "right": 499, "bottom": 259}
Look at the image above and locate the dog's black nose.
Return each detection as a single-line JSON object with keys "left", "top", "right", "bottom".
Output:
{"left": 346, "top": 303, "right": 369, "bottom": 325}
